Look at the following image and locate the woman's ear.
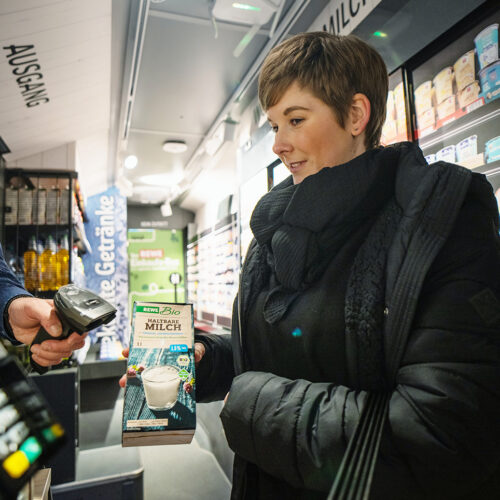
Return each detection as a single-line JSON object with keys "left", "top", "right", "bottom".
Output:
{"left": 349, "top": 93, "right": 371, "bottom": 138}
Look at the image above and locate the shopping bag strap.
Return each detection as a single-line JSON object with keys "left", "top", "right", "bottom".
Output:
{"left": 327, "top": 392, "right": 389, "bottom": 500}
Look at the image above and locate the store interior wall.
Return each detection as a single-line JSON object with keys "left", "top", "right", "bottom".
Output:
{"left": 7, "top": 142, "right": 76, "bottom": 170}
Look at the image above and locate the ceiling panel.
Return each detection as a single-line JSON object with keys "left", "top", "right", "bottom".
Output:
{"left": 0, "top": 0, "right": 111, "bottom": 162}
{"left": 131, "top": 15, "right": 268, "bottom": 133}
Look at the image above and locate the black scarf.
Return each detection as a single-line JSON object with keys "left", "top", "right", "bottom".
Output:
{"left": 249, "top": 147, "right": 399, "bottom": 324}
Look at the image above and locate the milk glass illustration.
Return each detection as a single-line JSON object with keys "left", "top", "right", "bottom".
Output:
{"left": 142, "top": 365, "right": 180, "bottom": 410}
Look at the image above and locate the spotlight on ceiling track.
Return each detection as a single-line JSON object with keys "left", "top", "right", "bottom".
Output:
{"left": 124, "top": 155, "right": 138, "bottom": 169}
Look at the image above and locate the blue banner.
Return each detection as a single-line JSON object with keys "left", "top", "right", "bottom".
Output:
{"left": 82, "top": 186, "right": 129, "bottom": 351}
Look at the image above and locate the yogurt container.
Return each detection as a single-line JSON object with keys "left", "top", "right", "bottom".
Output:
{"left": 424, "top": 154, "right": 436, "bottom": 164}
{"left": 485, "top": 136, "right": 500, "bottom": 164}
{"left": 436, "top": 145, "right": 456, "bottom": 163}
{"left": 458, "top": 80, "right": 481, "bottom": 108}
{"left": 474, "top": 23, "right": 498, "bottom": 70}
{"left": 433, "top": 67, "right": 454, "bottom": 104}
{"left": 479, "top": 60, "right": 500, "bottom": 104}
{"left": 456, "top": 135, "right": 478, "bottom": 162}
{"left": 453, "top": 50, "right": 476, "bottom": 91}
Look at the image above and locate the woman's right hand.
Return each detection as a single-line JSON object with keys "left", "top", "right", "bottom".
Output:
{"left": 118, "top": 342, "right": 206, "bottom": 388}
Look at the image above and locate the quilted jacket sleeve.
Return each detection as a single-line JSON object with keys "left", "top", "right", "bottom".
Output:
{"left": 195, "top": 330, "right": 235, "bottom": 402}
{"left": 0, "top": 244, "right": 32, "bottom": 343}
{"left": 220, "top": 196, "right": 500, "bottom": 498}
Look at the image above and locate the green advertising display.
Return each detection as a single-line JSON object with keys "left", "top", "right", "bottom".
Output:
{"left": 127, "top": 229, "right": 185, "bottom": 317}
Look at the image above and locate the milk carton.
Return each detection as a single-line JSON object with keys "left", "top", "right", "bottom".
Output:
{"left": 122, "top": 302, "right": 196, "bottom": 446}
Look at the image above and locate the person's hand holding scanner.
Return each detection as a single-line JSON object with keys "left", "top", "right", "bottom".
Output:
{"left": 7, "top": 297, "right": 87, "bottom": 368}
{"left": 118, "top": 342, "right": 206, "bottom": 388}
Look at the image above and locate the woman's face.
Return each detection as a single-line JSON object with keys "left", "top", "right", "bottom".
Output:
{"left": 267, "top": 82, "right": 366, "bottom": 184}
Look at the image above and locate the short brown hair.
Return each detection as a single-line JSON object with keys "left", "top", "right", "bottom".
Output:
{"left": 258, "top": 32, "right": 388, "bottom": 149}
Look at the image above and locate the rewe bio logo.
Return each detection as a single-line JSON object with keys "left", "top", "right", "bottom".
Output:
{"left": 159, "top": 306, "right": 180, "bottom": 316}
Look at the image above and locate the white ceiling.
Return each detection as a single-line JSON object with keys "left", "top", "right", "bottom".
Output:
{"left": 0, "top": 0, "right": 486, "bottom": 213}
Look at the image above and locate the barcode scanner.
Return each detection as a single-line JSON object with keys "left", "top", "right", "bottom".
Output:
{"left": 29, "top": 285, "right": 117, "bottom": 375}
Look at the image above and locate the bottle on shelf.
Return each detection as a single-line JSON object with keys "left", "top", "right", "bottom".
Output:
{"left": 56, "top": 234, "right": 70, "bottom": 288}
{"left": 40, "top": 236, "right": 57, "bottom": 291}
{"left": 23, "top": 236, "right": 39, "bottom": 292}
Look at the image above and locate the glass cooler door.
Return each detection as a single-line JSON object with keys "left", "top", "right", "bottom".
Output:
{"left": 410, "top": 9, "right": 500, "bottom": 180}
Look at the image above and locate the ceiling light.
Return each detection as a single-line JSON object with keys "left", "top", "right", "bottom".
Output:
{"left": 214, "top": 0, "right": 275, "bottom": 25}
{"left": 124, "top": 155, "right": 138, "bottom": 169}
{"left": 162, "top": 140, "right": 188, "bottom": 154}
{"left": 138, "top": 173, "right": 183, "bottom": 186}
{"left": 233, "top": 2, "right": 261, "bottom": 11}
{"left": 373, "top": 31, "right": 387, "bottom": 38}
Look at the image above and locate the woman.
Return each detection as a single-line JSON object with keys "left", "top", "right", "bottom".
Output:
{"left": 194, "top": 32, "right": 500, "bottom": 499}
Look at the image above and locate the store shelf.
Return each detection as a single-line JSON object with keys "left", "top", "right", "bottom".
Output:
{"left": 419, "top": 97, "right": 500, "bottom": 150}
{"left": 4, "top": 224, "right": 70, "bottom": 231}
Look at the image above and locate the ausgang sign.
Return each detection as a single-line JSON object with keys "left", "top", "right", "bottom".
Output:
{"left": 3, "top": 44, "right": 50, "bottom": 108}
{"left": 309, "top": 0, "right": 382, "bottom": 36}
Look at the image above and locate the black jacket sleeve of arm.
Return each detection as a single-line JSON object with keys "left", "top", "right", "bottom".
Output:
{"left": 195, "top": 331, "right": 235, "bottom": 402}
{"left": 0, "top": 244, "right": 32, "bottom": 344}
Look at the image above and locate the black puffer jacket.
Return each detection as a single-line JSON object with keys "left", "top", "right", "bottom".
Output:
{"left": 196, "top": 142, "right": 500, "bottom": 499}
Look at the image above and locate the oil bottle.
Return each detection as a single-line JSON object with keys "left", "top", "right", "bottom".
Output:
{"left": 56, "top": 234, "right": 69, "bottom": 288}
{"left": 40, "top": 235, "right": 57, "bottom": 291}
{"left": 23, "top": 236, "right": 39, "bottom": 292}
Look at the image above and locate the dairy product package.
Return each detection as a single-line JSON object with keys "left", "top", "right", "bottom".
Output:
{"left": 386, "top": 90, "right": 395, "bottom": 121}
{"left": 453, "top": 50, "right": 476, "bottom": 91}
{"left": 396, "top": 114, "right": 407, "bottom": 137}
{"left": 485, "top": 136, "right": 500, "bottom": 163}
{"left": 34, "top": 188, "right": 47, "bottom": 225}
{"left": 414, "top": 81, "right": 433, "bottom": 116}
{"left": 436, "top": 145, "right": 456, "bottom": 163}
{"left": 393, "top": 82, "right": 406, "bottom": 120}
{"left": 458, "top": 80, "right": 481, "bottom": 108}
{"left": 433, "top": 67, "right": 454, "bottom": 104}
{"left": 456, "top": 135, "right": 478, "bottom": 162}
{"left": 122, "top": 302, "right": 195, "bottom": 446}
{"left": 424, "top": 154, "right": 436, "bottom": 164}
{"left": 46, "top": 188, "right": 60, "bottom": 225}
{"left": 474, "top": 23, "right": 498, "bottom": 70}
{"left": 437, "top": 95, "right": 456, "bottom": 120}
{"left": 17, "top": 188, "right": 33, "bottom": 225}
{"left": 417, "top": 107, "right": 435, "bottom": 130}
{"left": 479, "top": 60, "right": 500, "bottom": 104}
{"left": 381, "top": 118, "right": 397, "bottom": 144}
{"left": 4, "top": 188, "right": 18, "bottom": 225}
{"left": 59, "top": 188, "right": 70, "bottom": 225}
